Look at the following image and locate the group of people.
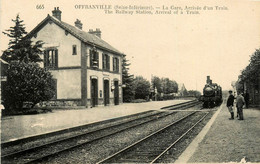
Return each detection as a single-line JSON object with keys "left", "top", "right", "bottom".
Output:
{"left": 226, "top": 90, "right": 249, "bottom": 120}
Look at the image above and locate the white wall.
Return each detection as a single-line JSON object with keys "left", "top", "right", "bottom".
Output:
{"left": 31, "top": 22, "right": 81, "bottom": 67}
{"left": 31, "top": 22, "right": 82, "bottom": 99}
{"left": 51, "top": 69, "right": 81, "bottom": 99}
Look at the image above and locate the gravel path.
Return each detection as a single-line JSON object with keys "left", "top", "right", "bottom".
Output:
{"left": 188, "top": 106, "right": 260, "bottom": 163}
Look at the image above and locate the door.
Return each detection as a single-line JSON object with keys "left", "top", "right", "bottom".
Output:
{"left": 104, "top": 80, "right": 110, "bottom": 106}
{"left": 114, "top": 81, "right": 119, "bottom": 105}
{"left": 91, "top": 79, "right": 98, "bottom": 107}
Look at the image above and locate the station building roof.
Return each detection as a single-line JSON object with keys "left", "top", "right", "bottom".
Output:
{"left": 28, "top": 13, "right": 123, "bottom": 56}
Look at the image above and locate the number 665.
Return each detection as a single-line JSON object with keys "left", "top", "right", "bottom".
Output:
{"left": 36, "top": 4, "right": 44, "bottom": 9}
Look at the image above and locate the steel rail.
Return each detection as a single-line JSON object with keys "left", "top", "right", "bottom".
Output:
{"left": 2, "top": 101, "right": 199, "bottom": 164}
{"left": 25, "top": 102, "right": 198, "bottom": 164}
{"left": 2, "top": 100, "right": 196, "bottom": 147}
{"left": 150, "top": 112, "right": 209, "bottom": 163}
{"left": 96, "top": 111, "right": 197, "bottom": 164}
{"left": 1, "top": 110, "right": 156, "bottom": 148}
{"left": 23, "top": 110, "right": 181, "bottom": 164}
{"left": 161, "top": 100, "right": 198, "bottom": 109}
{"left": 2, "top": 111, "right": 165, "bottom": 160}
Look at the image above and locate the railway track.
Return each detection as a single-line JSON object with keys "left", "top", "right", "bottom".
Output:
{"left": 97, "top": 111, "right": 209, "bottom": 163}
{"left": 1, "top": 110, "right": 156, "bottom": 148}
{"left": 1, "top": 100, "right": 200, "bottom": 164}
{"left": 161, "top": 99, "right": 202, "bottom": 110}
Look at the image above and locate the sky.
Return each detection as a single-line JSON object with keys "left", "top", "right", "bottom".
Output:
{"left": 0, "top": 0, "right": 259, "bottom": 92}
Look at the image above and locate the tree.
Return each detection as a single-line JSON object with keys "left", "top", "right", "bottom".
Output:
{"left": 178, "top": 83, "right": 188, "bottom": 96}
{"left": 122, "top": 54, "right": 134, "bottom": 102}
{"left": 187, "top": 90, "right": 201, "bottom": 97}
{"left": 168, "top": 79, "right": 178, "bottom": 93}
{"left": 1, "top": 15, "right": 51, "bottom": 114}
{"left": 240, "top": 48, "right": 260, "bottom": 84}
{"left": 152, "top": 76, "right": 162, "bottom": 93}
{"left": 183, "top": 88, "right": 189, "bottom": 96}
{"left": 133, "top": 76, "right": 150, "bottom": 100}
{"left": 2, "top": 14, "right": 43, "bottom": 63}
{"left": 236, "top": 48, "right": 260, "bottom": 94}
{"left": 161, "top": 78, "right": 178, "bottom": 94}
{"left": 2, "top": 61, "right": 55, "bottom": 113}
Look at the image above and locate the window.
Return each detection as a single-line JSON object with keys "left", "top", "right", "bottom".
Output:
{"left": 90, "top": 49, "right": 99, "bottom": 68}
{"left": 72, "top": 45, "right": 77, "bottom": 55}
{"left": 113, "top": 57, "right": 119, "bottom": 72}
{"left": 44, "top": 49, "right": 58, "bottom": 68}
{"left": 102, "top": 53, "right": 110, "bottom": 71}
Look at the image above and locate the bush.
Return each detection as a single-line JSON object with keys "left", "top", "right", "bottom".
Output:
{"left": 131, "top": 99, "right": 148, "bottom": 103}
{"left": 162, "top": 94, "right": 175, "bottom": 100}
{"left": 2, "top": 61, "right": 55, "bottom": 114}
{"left": 133, "top": 76, "right": 150, "bottom": 100}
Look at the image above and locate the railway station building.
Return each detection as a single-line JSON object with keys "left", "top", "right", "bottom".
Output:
{"left": 238, "top": 76, "right": 260, "bottom": 107}
{"left": 29, "top": 7, "right": 124, "bottom": 108}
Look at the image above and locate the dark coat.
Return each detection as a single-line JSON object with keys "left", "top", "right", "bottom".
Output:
{"left": 236, "top": 95, "right": 245, "bottom": 108}
{"left": 227, "top": 95, "right": 235, "bottom": 107}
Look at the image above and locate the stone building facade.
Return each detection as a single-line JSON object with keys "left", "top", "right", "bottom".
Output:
{"left": 29, "top": 7, "right": 123, "bottom": 108}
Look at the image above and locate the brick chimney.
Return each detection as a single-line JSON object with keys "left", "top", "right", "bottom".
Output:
{"left": 52, "top": 7, "right": 62, "bottom": 21}
{"left": 89, "top": 28, "right": 101, "bottom": 38}
{"left": 75, "top": 19, "right": 83, "bottom": 29}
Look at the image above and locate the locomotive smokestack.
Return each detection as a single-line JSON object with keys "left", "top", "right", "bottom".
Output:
{"left": 206, "top": 76, "right": 211, "bottom": 84}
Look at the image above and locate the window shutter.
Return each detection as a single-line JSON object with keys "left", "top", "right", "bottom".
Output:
{"left": 116, "top": 58, "right": 119, "bottom": 72}
{"left": 113, "top": 57, "right": 115, "bottom": 71}
{"left": 55, "top": 49, "right": 58, "bottom": 68}
{"left": 96, "top": 52, "right": 99, "bottom": 68}
{"left": 107, "top": 55, "right": 110, "bottom": 71}
{"left": 90, "top": 50, "right": 93, "bottom": 67}
{"left": 102, "top": 53, "right": 105, "bottom": 69}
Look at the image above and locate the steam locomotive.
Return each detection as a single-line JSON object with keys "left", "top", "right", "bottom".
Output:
{"left": 202, "top": 76, "right": 222, "bottom": 108}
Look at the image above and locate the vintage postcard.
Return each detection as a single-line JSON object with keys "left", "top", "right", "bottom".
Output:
{"left": 0, "top": 0, "right": 259, "bottom": 163}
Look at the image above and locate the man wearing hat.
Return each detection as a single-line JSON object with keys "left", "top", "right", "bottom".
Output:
{"left": 226, "top": 90, "right": 235, "bottom": 119}
{"left": 236, "top": 91, "right": 245, "bottom": 120}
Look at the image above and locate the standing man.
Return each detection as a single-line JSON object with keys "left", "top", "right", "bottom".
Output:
{"left": 236, "top": 91, "right": 245, "bottom": 120}
{"left": 226, "top": 90, "right": 235, "bottom": 120}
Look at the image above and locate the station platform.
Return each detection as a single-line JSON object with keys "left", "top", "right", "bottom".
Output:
{"left": 1, "top": 99, "right": 190, "bottom": 143}
{"left": 176, "top": 103, "right": 260, "bottom": 163}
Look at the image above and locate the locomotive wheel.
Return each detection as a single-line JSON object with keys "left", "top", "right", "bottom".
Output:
{"left": 203, "top": 103, "right": 207, "bottom": 108}
{"left": 203, "top": 101, "right": 209, "bottom": 108}
{"left": 209, "top": 101, "right": 215, "bottom": 108}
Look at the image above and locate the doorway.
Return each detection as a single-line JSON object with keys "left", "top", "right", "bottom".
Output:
{"left": 91, "top": 79, "right": 98, "bottom": 107}
{"left": 104, "top": 80, "right": 110, "bottom": 106}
